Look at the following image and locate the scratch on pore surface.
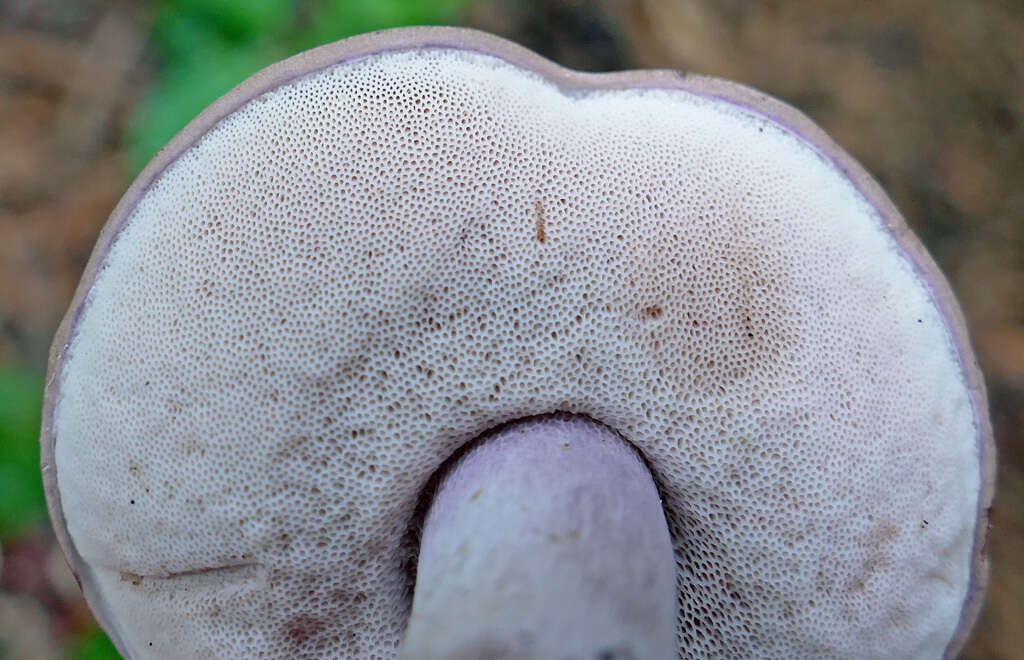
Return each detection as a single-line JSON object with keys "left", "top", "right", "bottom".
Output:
{"left": 534, "top": 200, "right": 547, "bottom": 243}
{"left": 119, "top": 562, "right": 267, "bottom": 594}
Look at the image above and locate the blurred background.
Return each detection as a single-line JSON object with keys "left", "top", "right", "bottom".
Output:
{"left": 0, "top": 0, "right": 1020, "bottom": 657}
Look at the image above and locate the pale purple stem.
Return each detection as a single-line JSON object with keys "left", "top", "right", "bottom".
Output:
{"left": 401, "top": 415, "right": 678, "bottom": 659}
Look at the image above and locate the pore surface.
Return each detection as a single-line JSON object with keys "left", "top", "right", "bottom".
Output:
{"left": 54, "top": 46, "right": 978, "bottom": 658}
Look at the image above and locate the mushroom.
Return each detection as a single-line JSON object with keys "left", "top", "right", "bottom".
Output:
{"left": 40, "top": 26, "right": 993, "bottom": 659}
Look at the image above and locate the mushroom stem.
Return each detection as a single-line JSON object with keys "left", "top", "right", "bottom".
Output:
{"left": 400, "top": 415, "right": 678, "bottom": 660}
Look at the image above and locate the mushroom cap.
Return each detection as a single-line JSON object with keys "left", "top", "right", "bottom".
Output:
{"left": 41, "top": 26, "right": 993, "bottom": 658}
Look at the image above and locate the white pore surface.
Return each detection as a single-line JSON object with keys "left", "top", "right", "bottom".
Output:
{"left": 54, "top": 47, "right": 980, "bottom": 659}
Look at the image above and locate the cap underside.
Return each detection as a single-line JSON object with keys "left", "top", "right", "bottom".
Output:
{"left": 41, "top": 27, "right": 992, "bottom": 659}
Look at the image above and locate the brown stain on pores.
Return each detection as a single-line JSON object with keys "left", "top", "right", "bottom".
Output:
{"left": 120, "top": 571, "right": 143, "bottom": 586}
{"left": 284, "top": 613, "right": 326, "bottom": 649}
{"left": 534, "top": 200, "right": 547, "bottom": 243}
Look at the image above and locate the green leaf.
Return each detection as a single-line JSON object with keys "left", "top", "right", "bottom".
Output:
{"left": 69, "top": 625, "right": 121, "bottom": 660}
{"left": 298, "top": 0, "right": 472, "bottom": 48}
{"left": 0, "top": 366, "right": 46, "bottom": 540}
{"left": 154, "top": 0, "right": 293, "bottom": 43}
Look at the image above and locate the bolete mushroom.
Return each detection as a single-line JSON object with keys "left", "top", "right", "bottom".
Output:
{"left": 41, "top": 26, "right": 994, "bottom": 658}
